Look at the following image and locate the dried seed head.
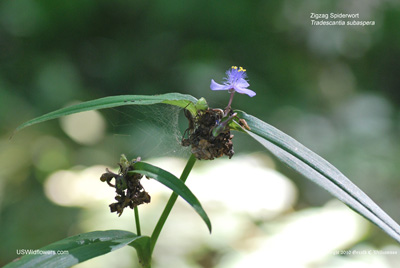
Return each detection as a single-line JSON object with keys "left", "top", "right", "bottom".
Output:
{"left": 100, "top": 155, "right": 151, "bottom": 216}
{"left": 182, "top": 108, "right": 234, "bottom": 160}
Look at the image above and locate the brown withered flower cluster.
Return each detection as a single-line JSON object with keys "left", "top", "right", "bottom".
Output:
{"left": 182, "top": 108, "right": 235, "bottom": 160}
{"left": 100, "top": 155, "right": 150, "bottom": 216}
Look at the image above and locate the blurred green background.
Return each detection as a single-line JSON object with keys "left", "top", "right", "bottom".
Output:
{"left": 1, "top": 0, "right": 400, "bottom": 267}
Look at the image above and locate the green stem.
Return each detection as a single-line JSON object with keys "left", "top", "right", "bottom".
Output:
{"left": 150, "top": 154, "right": 197, "bottom": 254}
{"left": 134, "top": 206, "right": 141, "bottom": 236}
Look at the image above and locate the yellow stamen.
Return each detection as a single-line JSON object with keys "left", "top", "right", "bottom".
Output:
{"left": 239, "top": 66, "right": 246, "bottom": 72}
{"left": 231, "top": 66, "right": 238, "bottom": 70}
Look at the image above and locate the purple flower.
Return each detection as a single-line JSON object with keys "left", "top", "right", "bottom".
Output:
{"left": 210, "top": 66, "right": 256, "bottom": 97}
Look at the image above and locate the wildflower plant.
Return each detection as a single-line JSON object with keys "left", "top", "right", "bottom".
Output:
{"left": 7, "top": 67, "right": 400, "bottom": 267}
{"left": 211, "top": 66, "right": 256, "bottom": 96}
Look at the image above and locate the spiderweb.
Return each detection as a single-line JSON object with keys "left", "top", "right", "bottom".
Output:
{"left": 102, "top": 103, "right": 191, "bottom": 160}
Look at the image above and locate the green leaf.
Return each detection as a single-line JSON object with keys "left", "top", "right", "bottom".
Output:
{"left": 131, "top": 162, "right": 212, "bottom": 233}
{"left": 129, "top": 236, "right": 152, "bottom": 268}
{"left": 4, "top": 230, "right": 143, "bottom": 268}
{"left": 235, "top": 110, "right": 400, "bottom": 243}
{"left": 14, "top": 93, "right": 198, "bottom": 134}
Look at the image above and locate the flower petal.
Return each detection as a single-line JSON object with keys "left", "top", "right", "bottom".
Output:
{"left": 210, "top": 80, "right": 231, "bottom": 91}
{"left": 236, "top": 78, "right": 250, "bottom": 88}
{"left": 234, "top": 86, "right": 256, "bottom": 97}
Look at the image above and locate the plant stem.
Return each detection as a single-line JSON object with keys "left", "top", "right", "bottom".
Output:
{"left": 134, "top": 206, "right": 141, "bottom": 236}
{"left": 150, "top": 154, "right": 197, "bottom": 254}
{"left": 224, "top": 91, "right": 235, "bottom": 116}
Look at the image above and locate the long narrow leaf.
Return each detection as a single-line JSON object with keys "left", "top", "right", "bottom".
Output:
{"left": 235, "top": 110, "right": 400, "bottom": 243}
{"left": 131, "top": 162, "right": 212, "bottom": 233}
{"left": 14, "top": 93, "right": 198, "bottom": 133}
{"left": 4, "top": 230, "right": 142, "bottom": 268}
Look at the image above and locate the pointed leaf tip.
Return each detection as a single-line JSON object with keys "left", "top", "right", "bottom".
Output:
{"left": 235, "top": 110, "right": 400, "bottom": 244}
{"left": 14, "top": 93, "right": 198, "bottom": 134}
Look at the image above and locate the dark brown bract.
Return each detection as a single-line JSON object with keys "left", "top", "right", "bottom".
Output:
{"left": 182, "top": 108, "right": 234, "bottom": 160}
{"left": 100, "top": 156, "right": 150, "bottom": 216}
